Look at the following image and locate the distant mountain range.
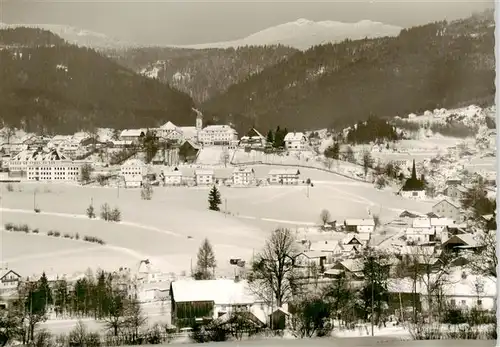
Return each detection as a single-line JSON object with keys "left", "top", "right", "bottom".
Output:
{"left": 0, "top": 22, "right": 137, "bottom": 50}
{"left": 0, "top": 18, "right": 402, "bottom": 51}
{"left": 175, "top": 18, "right": 402, "bottom": 51}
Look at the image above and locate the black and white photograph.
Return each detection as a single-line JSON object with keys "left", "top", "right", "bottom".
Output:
{"left": 0, "top": 0, "right": 497, "bottom": 345}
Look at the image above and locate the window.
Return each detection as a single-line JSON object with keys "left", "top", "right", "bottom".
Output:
{"left": 477, "top": 300, "right": 482, "bottom": 306}
{"left": 461, "top": 300, "right": 466, "bottom": 306}
{"left": 450, "top": 299, "right": 456, "bottom": 306}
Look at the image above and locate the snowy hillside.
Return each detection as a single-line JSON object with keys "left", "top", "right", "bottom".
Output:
{"left": 398, "top": 105, "right": 496, "bottom": 128}
{"left": 0, "top": 22, "right": 136, "bottom": 50}
{"left": 176, "top": 18, "right": 402, "bottom": 51}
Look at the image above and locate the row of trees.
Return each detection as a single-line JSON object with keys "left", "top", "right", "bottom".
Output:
{"left": 0, "top": 270, "right": 148, "bottom": 345}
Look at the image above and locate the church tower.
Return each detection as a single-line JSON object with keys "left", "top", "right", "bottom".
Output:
{"left": 195, "top": 110, "right": 203, "bottom": 131}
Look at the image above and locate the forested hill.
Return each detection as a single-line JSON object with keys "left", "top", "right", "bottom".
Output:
{"left": 109, "top": 45, "right": 299, "bottom": 103}
{"left": 200, "top": 11, "right": 495, "bottom": 134}
{"left": 0, "top": 27, "right": 195, "bottom": 134}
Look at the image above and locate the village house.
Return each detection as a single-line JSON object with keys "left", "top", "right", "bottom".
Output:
{"left": 178, "top": 140, "right": 200, "bottom": 163}
{"left": 432, "top": 199, "right": 463, "bottom": 223}
{"left": 198, "top": 125, "right": 238, "bottom": 146}
{"left": 120, "top": 159, "right": 147, "bottom": 188}
{"left": 0, "top": 267, "right": 21, "bottom": 294}
{"left": 442, "top": 184, "right": 468, "bottom": 200}
{"left": 441, "top": 234, "right": 479, "bottom": 253}
{"left": 195, "top": 169, "right": 214, "bottom": 186}
{"left": 284, "top": 132, "right": 307, "bottom": 151}
{"left": 294, "top": 251, "right": 329, "bottom": 275}
{"left": 324, "top": 258, "right": 364, "bottom": 280}
{"left": 138, "top": 281, "right": 171, "bottom": 303}
{"left": 161, "top": 169, "right": 183, "bottom": 186}
{"left": 239, "top": 128, "right": 266, "bottom": 148}
{"left": 232, "top": 167, "right": 256, "bottom": 186}
{"left": 343, "top": 219, "right": 375, "bottom": 234}
{"left": 156, "top": 121, "right": 184, "bottom": 143}
{"left": 267, "top": 168, "right": 300, "bottom": 185}
{"left": 120, "top": 129, "right": 146, "bottom": 143}
{"left": 170, "top": 279, "right": 270, "bottom": 328}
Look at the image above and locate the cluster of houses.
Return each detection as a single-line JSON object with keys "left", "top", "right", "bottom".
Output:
{"left": 120, "top": 159, "right": 305, "bottom": 189}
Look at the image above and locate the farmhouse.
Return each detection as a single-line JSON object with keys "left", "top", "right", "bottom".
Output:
{"left": 400, "top": 160, "right": 426, "bottom": 199}
{"left": 295, "top": 251, "right": 329, "bottom": 273}
{"left": 343, "top": 219, "right": 375, "bottom": 234}
{"left": 284, "top": 132, "right": 307, "bottom": 151}
{"left": 267, "top": 169, "right": 300, "bottom": 185}
{"left": 120, "top": 129, "right": 146, "bottom": 143}
{"left": 432, "top": 199, "right": 463, "bottom": 223}
{"left": 441, "top": 234, "right": 478, "bottom": 253}
{"left": 325, "top": 259, "right": 364, "bottom": 280}
{"left": 232, "top": 167, "right": 255, "bottom": 186}
{"left": 178, "top": 140, "right": 200, "bottom": 163}
{"left": 198, "top": 125, "right": 238, "bottom": 146}
{"left": 195, "top": 169, "right": 214, "bottom": 186}
{"left": 170, "top": 279, "right": 266, "bottom": 328}
{"left": 120, "top": 159, "right": 147, "bottom": 188}
{"left": 0, "top": 267, "right": 21, "bottom": 293}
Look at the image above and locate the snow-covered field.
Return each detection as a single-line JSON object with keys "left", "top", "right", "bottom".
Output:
{"left": 0, "top": 165, "right": 433, "bottom": 277}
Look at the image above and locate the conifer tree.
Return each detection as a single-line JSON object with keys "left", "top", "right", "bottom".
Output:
{"left": 208, "top": 185, "right": 222, "bottom": 211}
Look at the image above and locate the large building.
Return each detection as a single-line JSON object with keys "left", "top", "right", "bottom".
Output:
{"left": 284, "top": 132, "right": 307, "bottom": 151}
{"left": 10, "top": 149, "right": 87, "bottom": 182}
{"left": 198, "top": 125, "right": 238, "bottom": 146}
{"left": 120, "top": 159, "right": 147, "bottom": 188}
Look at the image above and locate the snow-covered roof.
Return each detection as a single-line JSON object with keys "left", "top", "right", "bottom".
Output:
{"left": 299, "top": 251, "right": 330, "bottom": 259}
{"left": 433, "top": 199, "right": 460, "bottom": 210}
{"left": 160, "top": 121, "right": 178, "bottom": 130}
{"left": 171, "top": 279, "right": 257, "bottom": 304}
{"left": 195, "top": 169, "right": 214, "bottom": 176}
{"left": 284, "top": 132, "right": 306, "bottom": 141}
{"left": 233, "top": 167, "right": 254, "bottom": 174}
{"left": 11, "top": 149, "right": 69, "bottom": 162}
{"left": 412, "top": 218, "right": 431, "bottom": 228}
{"left": 120, "top": 129, "right": 146, "bottom": 137}
{"left": 121, "top": 159, "right": 145, "bottom": 167}
{"left": 430, "top": 217, "right": 455, "bottom": 227}
{"left": 202, "top": 125, "right": 236, "bottom": 133}
{"left": 405, "top": 227, "right": 435, "bottom": 236}
{"left": 337, "top": 258, "right": 364, "bottom": 273}
{"left": 179, "top": 127, "right": 197, "bottom": 139}
{"left": 268, "top": 169, "right": 300, "bottom": 175}
{"left": 310, "top": 240, "right": 338, "bottom": 252}
{"left": 163, "top": 170, "right": 182, "bottom": 177}
{"left": 344, "top": 219, "right": 375, "bottom": 227}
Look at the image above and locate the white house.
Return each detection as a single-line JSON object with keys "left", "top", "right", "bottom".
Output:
{"left": 195, "top": 169, "right": 214, "bottom": 186}
{"left": 432, "top": 199, "right": 463, "bottom": 223}
{"left": 232, "top": 167, "right": 255, "bottom": 186}
{"left": 120, "top": 159, "right": 147, "bottom": 188}
{"left": 344, "top": 219, "right": 375, "bottom": 234}
{"left": 138, "top": 281, "right": 170, "bottom": 303}
{"left": 162, "top": 170, "right": 183, "bottom": 186}
{"left": 389, "top": 269, "right": 497, "bottom": 312}
{"left": 198, "top": 125, "right": 238, "bottom": 146}
{"left": 170, "top": 279, "right": 270, "bottom": 327}
{"left": 0, "top": 267, "right": 21, "bottom": 293}
{"left": 239, "top": 128, "right": 266, "bottom": 148}
{"left": 284, "top": 132, "right": 307, "bottom": 151}
{"left": 268, "top": 169, "right": 300, "bottom": 185}
{"left": 120, "top": 129, "right": 146, "bottom": 143}
{"left": 156, "top": 121, "right": 184, "bottom": 143}
{"left": 23, "top": 150, "right": 87, "bottom": 182}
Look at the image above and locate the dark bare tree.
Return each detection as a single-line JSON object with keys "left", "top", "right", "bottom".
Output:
{"left": 247, "top": 228, "right": 300, "bottom": 307}
{"left": 125, "top": 299, "right": 147, "bottom": 343}
{"left": 362, "top": 151, "right": 374, "bottom": 179}
{"left": 466, "top": 230, "right": 497, "bottom": 278}
{"left": 319, "top": 209, "right": 331, "bottom": 226}
{"left": 104, "top": 292, "right": 127, "bottom": 336}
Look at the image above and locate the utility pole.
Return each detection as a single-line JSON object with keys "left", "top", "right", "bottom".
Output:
{"left": 224, "top": 198, "right": 227, "bottom": 218}
{"left": 371, "top": 252, "right": 375, "bottom": 337}
{"left": 33, "top": 191, "right": 36, "bottom": 210}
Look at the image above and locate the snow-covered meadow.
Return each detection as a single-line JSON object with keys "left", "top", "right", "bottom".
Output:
{"left": 0, "top": 165, "right": 433, "bottom": 277}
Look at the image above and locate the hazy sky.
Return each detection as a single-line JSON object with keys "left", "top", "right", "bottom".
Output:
{"left": 1, "top": 0, "right": 495, "bottom": 45}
